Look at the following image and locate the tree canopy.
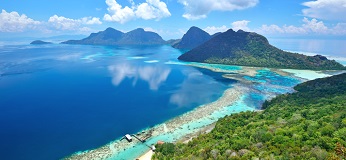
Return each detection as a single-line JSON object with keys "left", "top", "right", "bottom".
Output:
{"left": 154, "top": 73, "right": 346, "bottom": 159}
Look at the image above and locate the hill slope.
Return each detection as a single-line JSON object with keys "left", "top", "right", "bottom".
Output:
{"left": 62, "top": 27, "right": 124, "bottom": 45}
{"left": 154, "top": 73, "right": 346, "bottom": 159}
{"left": 116, "top": 28, "right": 165, "bottom": 45}
{"left": 172, "top": 26, "right": 211, "bottom": 49}
{"left": 62, "top": 28, "right": 165, "bottom": 45}
{"left": 178, "top": 29, "right": 345, "bottom": 70}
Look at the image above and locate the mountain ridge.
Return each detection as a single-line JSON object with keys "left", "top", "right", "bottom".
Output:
{"left": 62, "top": 27, "right": 165, "bottom": 45}
{"left": 172, "top": 26, "right": 212, "bottom": 49}
{"left": 178, "top": 29, "right": 345, "bottom": 70}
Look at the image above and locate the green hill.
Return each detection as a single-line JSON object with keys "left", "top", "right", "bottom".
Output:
{"left": 178, "top": 29, "right": 345, "bottom": 70}
{"left": 154, "top": 73, "right": 346, "bottom": 159}
{"left": 116, "top": 28, "right": 165, "bottom": 45}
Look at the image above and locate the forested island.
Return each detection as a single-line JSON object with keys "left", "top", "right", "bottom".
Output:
{"left": 178, "top": 29, "right": 345, "bottom": 70}
{"left": 154, "top": 73, "right": 346, "bottom": 159}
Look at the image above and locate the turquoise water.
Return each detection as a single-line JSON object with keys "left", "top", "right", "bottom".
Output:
{"left": 0, "top": 44, "right": 303, "bottom": 160}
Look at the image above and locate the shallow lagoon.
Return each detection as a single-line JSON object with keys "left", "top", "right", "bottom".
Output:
{"left": 0, "top": 44, "right": 341, "bottom": 160}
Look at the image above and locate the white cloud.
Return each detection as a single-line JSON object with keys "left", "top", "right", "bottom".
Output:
{"left": 232, "top": 20, "right": 250, "bottom": 31}
{"left": 302, "top": 17, "right": 328, "bottom": 33}
{"left": 136, "top": 0, "right": 171, "bottom": 20}
{"left": 143, "top": 27, "right": 156, "bottom": 32}
{"left": 104, "top": 0, "right": 171, "bottom": 24}
{"left": 333, "top": 23, "right": 346, "bottom": 35}
{"left": 259, "top": 24, "right": 284, "bottom": 34}
{"left": 0, "top": 10, "right": 102, "bottom": 34}
{"left": 204, "top": 25, "right": 228, "bottom": 35}
{"left": 104, "top": 0, "right": 135, "bottom": 24}
{"left": 81, "top": 17, "right": 102, "bottom": 25}
{"left": 0, "top": 9, "right": 40, "bottom": 32}
{"left": 257, "top": 17, "right": 346, "bottom": 35}
{"left": 48, "top": 15, "right": 80, "bottom": 30}
{"left": 178, "top": 0, "right": 259, "bottom": 20}
{"left": 48, "top": 15, "right": 102, "bottom": 31}
{"left": 302, "top": 0, "right": 346, "bottom": 21}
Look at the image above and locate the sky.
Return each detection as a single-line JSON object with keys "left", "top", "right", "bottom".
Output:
{"left": 1, "top": 0, "right": 346, "bottom": 40}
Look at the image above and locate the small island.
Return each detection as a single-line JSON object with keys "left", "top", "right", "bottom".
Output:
{"left": 30, "top": 40, "right": 53, "bottom": 45}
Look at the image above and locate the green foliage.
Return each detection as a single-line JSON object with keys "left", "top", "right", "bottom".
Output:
{"left": 154, "top": 73, "right": 346, "bottom": 159}
{"left": 179, "top": 29, "right": 345, "bottom": 70}
{"left": 156, "top": 143, "right": 175, "bottom": 156}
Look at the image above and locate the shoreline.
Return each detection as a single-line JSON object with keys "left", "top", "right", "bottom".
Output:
{"left": 65, "top": 84, "right": 250, "bottom": 160}
{"left": 135, "top": 122, "right": 216, "bottom": 160}
{"left": 136, "top": 150, "right": 153, "bottom": 160}
{"left": 65, "top": 64, "right": 339, "bottom": 160}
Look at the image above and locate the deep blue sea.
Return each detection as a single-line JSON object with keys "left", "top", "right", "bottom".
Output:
{"left": 0, "top": 44, "right": 235, "bottom": 160}
{"left": 0, "top": 38, "right": 345, "bottom": 160}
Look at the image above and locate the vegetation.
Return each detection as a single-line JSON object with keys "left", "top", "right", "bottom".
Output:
{"left": 178, "top": 29, "right": 345, "bottom": 70}
{"left": 154, "top": 73, "right": 346, "bottom": 159}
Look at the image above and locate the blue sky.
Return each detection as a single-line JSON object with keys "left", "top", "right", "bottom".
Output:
{"left": 1, "top": 0, "right": 346, "bottom": 40}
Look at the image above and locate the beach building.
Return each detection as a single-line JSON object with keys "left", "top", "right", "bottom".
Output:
{"left": 125, "top": 134, "right": 132, "bottom": 142}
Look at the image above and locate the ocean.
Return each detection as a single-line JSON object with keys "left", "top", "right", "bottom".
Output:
{"left": 269, "top": 38, "right": 346, "bottom": 65}
{"left": 0, "top": 44, "right": 234, "bottom": 160}
{"left": 0, "top": 39, "right": 345, "bottom": 160}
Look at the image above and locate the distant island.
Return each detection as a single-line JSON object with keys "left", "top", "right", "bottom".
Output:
{"left": 30, "top": 40, "right": 52, "bottom": 45}
{"left": 166, "top": 39, "right": 181, "bottom": 46}
{"left": 172, "top": 26, "right": 212, "bottom": 50}
{"left": 62, "top": 28, "right": 165, "bottom": 45}
{"left": 154, "top": 72, "right": 346, "bottom": 159}
{"left": 178, "top": 29, "right": 345, "bottom": 70}
{"left": 61, "top": 26, "right": 344, "bottom": 70}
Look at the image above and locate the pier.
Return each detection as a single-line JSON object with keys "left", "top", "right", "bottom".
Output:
{"left": 121, "top": 128, "right": 156, "bottom": 151}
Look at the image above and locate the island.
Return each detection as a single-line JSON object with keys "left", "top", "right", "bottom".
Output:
{"left": 166, "top": 39, "right": 181, "bottom": 46}
{"left": 154, "top": 73, "right": 346, "bottom": 159}
{"left": 172, "top": 26, "right": 212, "bottom": 50}
{"left": 30, "top": 40, "right": 52, "bottom": 45}
{"left": 178, "top": 29, "right": 345, "bottom": 70}
{"left": 61, "top": 27, "right": 165, "bottom": 45}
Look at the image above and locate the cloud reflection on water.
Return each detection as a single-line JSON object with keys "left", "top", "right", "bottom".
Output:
{"left": 169, "top": 69, "right": 223, "bottom": 107}
{"left": 108, "top": 63, "right": 171, "bottom": 90}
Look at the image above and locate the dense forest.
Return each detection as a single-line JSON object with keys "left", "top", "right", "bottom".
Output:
{"left": 178, "top": 29, "right": 345, "bottom": 70}
{"left": 154, "top": 73, "right": 346, "bottom": 159}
